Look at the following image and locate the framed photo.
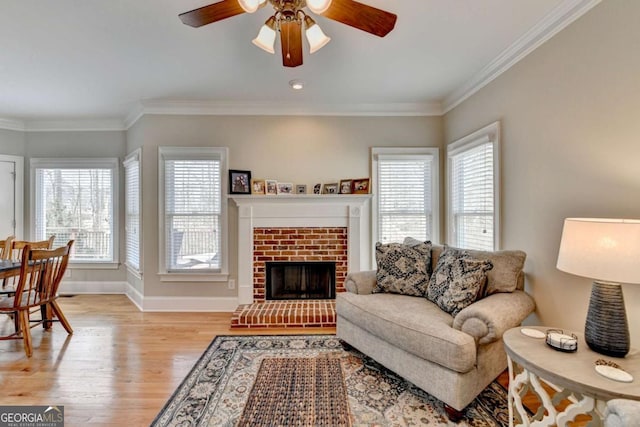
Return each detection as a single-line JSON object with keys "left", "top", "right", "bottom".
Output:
{"left": 322, "top": 182, "right": 339, "bottom": 194}
{"left": 277, "top": 182, "right": 293, "bottom": 195}
{"left": 265, "top": 180, "right": 278, "bottom": 195}
{"left": 251, "top": 179, "right": 266, "bottom": 195}
{"left": 229, "top": 170, "right": 251, "bottom": 194}
{"left": 352, "top": 178, "right": 370, "bottom": 194}
{"left": 339, "top": 179, "right": 352, "bottom": 194}
{"left": 313, "top": 183, "right": 322, "bottom": 194}
{"left": 296, "top": 184, "right": 307, "bottom": 194}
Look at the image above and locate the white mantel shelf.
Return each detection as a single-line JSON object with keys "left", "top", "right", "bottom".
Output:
{"left": 229, "top": 194, "right": 372, "bottom": 305}
{"left": 228, "top": 194, "right": 372, "bottom": 202}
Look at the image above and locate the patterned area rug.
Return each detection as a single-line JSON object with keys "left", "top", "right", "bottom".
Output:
{"left": 152, "top": 335, "right": 509, "bottom": 427}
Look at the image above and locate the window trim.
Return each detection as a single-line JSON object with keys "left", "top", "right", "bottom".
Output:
{"left": 157, "top": 146, "right": 229, "bottom": 282}
{"left": 30, "top": 157, "right": 120, "bottom": 268}
{"left": 371, "top": 147, "right": 440, "bottom": 251}
{"left": 446, "top": 121, "right": 501, "bottom": 250}
{"left": 123, "top": 148, "right": 142, "bottom": 277}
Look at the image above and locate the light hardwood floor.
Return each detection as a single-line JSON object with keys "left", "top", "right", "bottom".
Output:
{"left": 0, "top": 294, "right": 587, "bottom": 427}
{"left": 0, "top": 294, "right": 333, "bottom": 426}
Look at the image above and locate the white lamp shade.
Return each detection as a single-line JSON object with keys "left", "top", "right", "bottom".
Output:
{"left": 252, "top": 25, "right": 276, "bottom": 54}
{"left": 557, "top": 218, "right": 640, "bottom": 284}
{"left": 306, "top": 24, "right": 331, "bottom": 54}
{"left": 238, "top": 0, "right": 260, "bottom": 13}
{"left": 306, "top": 0, "right": 332, "bottom": 14}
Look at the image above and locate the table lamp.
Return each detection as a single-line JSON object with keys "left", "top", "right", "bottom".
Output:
{"left": 557, "top": 218, "right": 640, "bottom": 358}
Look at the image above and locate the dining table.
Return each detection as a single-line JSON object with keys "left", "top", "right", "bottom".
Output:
{"left": 0, "top": 259, "right": 22, "bottom": 294}
{"left": 0, "top": 259, "right": 21, "bottom": 277}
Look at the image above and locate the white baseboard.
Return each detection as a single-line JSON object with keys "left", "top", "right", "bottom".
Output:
{"left": 59, "top": 280, "right": 238, "bottom": 312}
{"left": 139, "top": 295, "right": 238, "bottom": 312}
{"left": 125, "top": 283, "right": 144, "bottom": 311}
{"left": 59, "top": 280, "right": 128, "bottom": 294}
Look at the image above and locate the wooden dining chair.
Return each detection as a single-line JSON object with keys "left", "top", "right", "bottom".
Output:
{"left": 0, "top": 240, "right": 73, "bottom": 357}
{"left": 3, "top": 236, "right": 56, "bottom": 290}
{"left": 0, "top": 235, "right": 15, "bottom": 259}
{"left": 9, "top": 235, "right": 56, "bottom": 260}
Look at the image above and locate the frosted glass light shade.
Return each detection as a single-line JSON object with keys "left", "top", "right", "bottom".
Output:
{"left": 306, "top": 24, "right": 331, "bottom": 54}
{"left": 252, "top": 24, "right": 276, "bottom": 54}
{"left": 306, "top": 0, "right": 332, "bottom": 14}
{"left": 238, "top": 0, "right": 260, "bottom": 13}
{"left": 557, "top": 218, "right": 640, "bottom": 284}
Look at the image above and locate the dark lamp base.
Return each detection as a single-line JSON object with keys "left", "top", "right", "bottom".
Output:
{"left": 584, "top": 281, "right": 630, "bottom": 358}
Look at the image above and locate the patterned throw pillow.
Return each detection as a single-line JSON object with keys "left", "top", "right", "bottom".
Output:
{"left": 373, "top": 241, "right": 432, "bottom": 297}
{"left": 427, "top": 246, "right": 493, "bottom": 316}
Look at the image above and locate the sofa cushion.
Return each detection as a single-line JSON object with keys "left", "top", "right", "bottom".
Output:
{"left": 373, "top": 241, "right": 432, "bottom": 297}
{"left": 336, "top": 292, "right": 477, "bottom": 373}
{"left": 431, "top": 245, "right": 526, "bottom": 295}
{"left": 427, "top": 246, "right": 494, "bottom": 316}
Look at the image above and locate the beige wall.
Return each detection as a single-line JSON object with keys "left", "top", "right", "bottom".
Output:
{"left": 127, "top": 115, "right": 443, "bottom": 297}
{"left": 444, "top": 0, "right": 640, "bottom": 346}
{"left": 0, "top": 129, "right": 26, "bottom": 155}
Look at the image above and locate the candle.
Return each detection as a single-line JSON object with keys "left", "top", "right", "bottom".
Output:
{"left": 546, "top": 331, "right": 578, "bottom": 352}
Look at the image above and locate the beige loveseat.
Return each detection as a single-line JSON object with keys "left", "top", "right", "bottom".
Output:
{"left": 336, "top": 243, "right": 536, "bottom": 412}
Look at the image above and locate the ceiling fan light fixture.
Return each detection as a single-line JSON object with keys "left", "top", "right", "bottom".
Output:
{"left": 305, "top": 0, "right": 333, "bottom": 14}
{"left": 289, "top": 79, "right": 305, "bottom": 90}
{"left": 252, "top": 16, "right": 277, "bottom": 54}
{"left": 304, "top": 16, "right": 331, "bottom": 54}
{"left": 237, "top": 0, "right": 260, "bottom": 13}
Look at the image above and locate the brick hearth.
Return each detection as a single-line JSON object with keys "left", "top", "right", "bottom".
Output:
{"left": 230, "top": 300, "right": 336, "bottom": 328}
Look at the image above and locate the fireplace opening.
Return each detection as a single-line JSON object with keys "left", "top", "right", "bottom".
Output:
{"left": 266, "top": 262, "right": 336, "bottom": 300}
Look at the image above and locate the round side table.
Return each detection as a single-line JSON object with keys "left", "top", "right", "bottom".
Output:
{"left": 503, "top": 326, "right": 640, "bottom": 426}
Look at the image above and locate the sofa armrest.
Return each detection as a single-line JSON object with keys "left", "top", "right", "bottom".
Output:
{"left": 604, "top": 399, "right": 640, "bottom": 427}
{"left": 453, "top": 290, "right": 535, "bottom": 345}
{"left": 344, "top": 270, "right": 376, "bottom": 294}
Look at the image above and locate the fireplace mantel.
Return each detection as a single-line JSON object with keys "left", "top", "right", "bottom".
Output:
{"left": 230, "top": 194, "right": 372, "bottom": 304}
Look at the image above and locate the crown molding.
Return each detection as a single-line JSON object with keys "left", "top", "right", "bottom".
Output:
{"left": 0, "top": 117, "right": 26, "bottom": 131}
{"left": 123, "top": 100, "right": 443, "bottom": 128}
{"left": 0, "top": 117, "right": 126, "bottom": 132}
{"left": 23, "top": 119, "right": 127, "bottom": 132}
{"left": 442, "top": 0, "right": 602, "bottom": 113}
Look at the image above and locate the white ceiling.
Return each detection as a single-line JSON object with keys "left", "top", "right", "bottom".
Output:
{"left": 0, "top": 0, "right": 599, "bottom": 130}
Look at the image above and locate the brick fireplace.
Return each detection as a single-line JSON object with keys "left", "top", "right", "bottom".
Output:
{"left": 230, "top": 195, "right": 371, "bottom": 328}
{"left": 253, "top": 227, "right": 348, "bottom": 301}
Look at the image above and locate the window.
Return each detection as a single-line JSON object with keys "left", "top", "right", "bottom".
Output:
{"left": 158, "top": 147, "right": 228, "bottom": 280}
{"left": 31, "top": 158, "right": 118, "bottom": 265}
{"left": 124, "top": 149, "right": 141, "bottom": 274}
{"left": 372, "top": 147, "right": 440, "bottom": 244}
{"left": 447, "top": 121, "right": 500, "bottom": 250}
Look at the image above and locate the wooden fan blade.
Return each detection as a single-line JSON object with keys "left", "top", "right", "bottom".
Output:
{"left": 321, "top": 0, "right": 397, "bottom": 37}
{"left": 179, "top": 0, "right": 246, "bottom": 28}
{"left": 280, "top": 20, "right": 303, "bottom": 67}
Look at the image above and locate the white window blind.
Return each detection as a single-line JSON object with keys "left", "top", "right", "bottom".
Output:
{"left": 447, "top": 122, "right": 500, "bottom": 251}
{"left": 32, "top": 159, "right": 118, "bottom": 263}
{"left": 372, "top": 148, "right": 439, "bottom": 245}
{"left": 124, "top": 150, "right": 141, "bottom": 273}
{"left": 162, "top": 149, "right": 223, "bottom": 272}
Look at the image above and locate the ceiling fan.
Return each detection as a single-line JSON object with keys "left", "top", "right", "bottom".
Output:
{"left": 179, "top": 0, "right": 397, "bottom": 68}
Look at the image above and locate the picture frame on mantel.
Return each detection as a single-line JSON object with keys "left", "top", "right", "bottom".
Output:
{"left": 352, "top": 178, "right": 370, "bottom": 194}
{"left": 265, "top": 180, "right": 278, "bottom": 195}
{"left": 322, "top": 183, "right": 339, "bottom": 194}
{"left": 229, "top": 170, "right": 251, "bottom": 194}
{"left": 339, "top": 179, "right": 352, "bottom": 194}
{"left": 277, "top": 182, "right": 293, "bottom": 195}
{"left": 251, "top": 179, "right": 266, "bottom": 195}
